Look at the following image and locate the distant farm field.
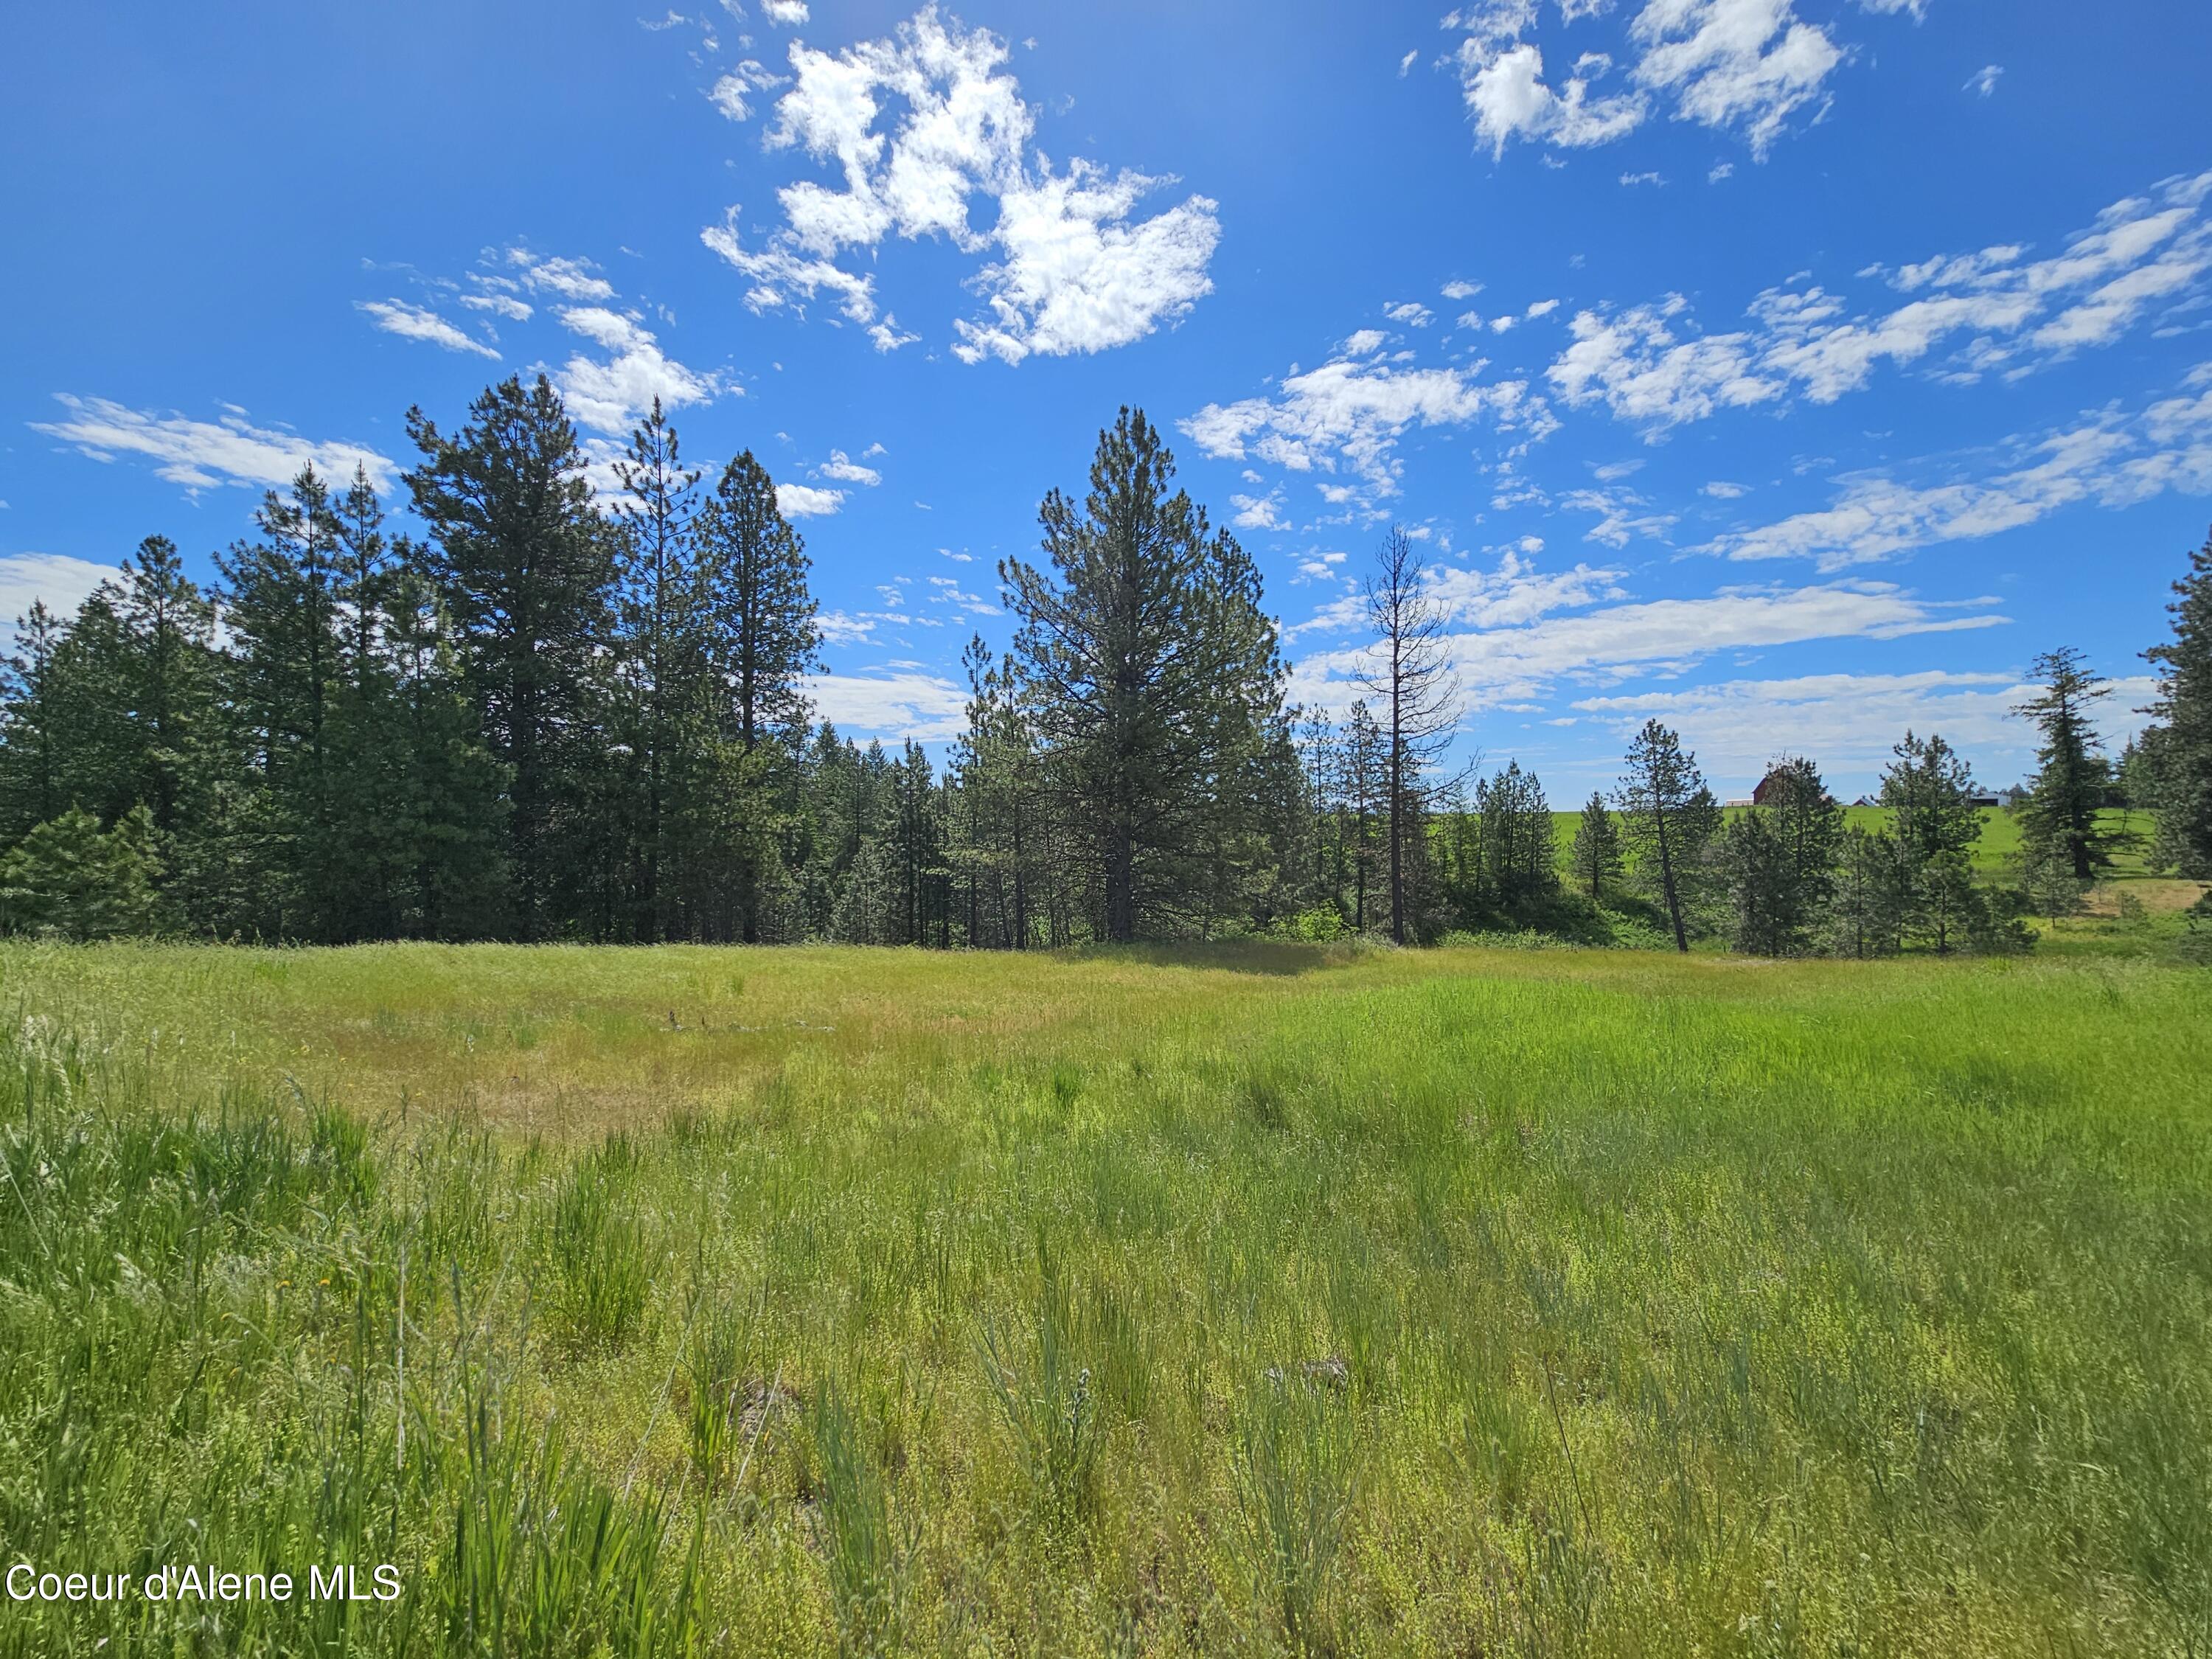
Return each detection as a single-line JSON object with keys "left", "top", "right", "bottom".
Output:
{"left": 3, "top": 942, "right": 2210, "bottom": 1655}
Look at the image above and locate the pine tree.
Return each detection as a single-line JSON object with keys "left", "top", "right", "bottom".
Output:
{"left": 0, "top": 804, "right": 163, "bottom": 940}
{"left": 2143, "top": 526, "right": 2212, "bottom": 877}
{"left": 216, "top": 467, "right": 347, "bottom": 934}
{"left": 610, "top": 400, "right": 707, "bottom": 940}
{"left": 1343, "top": 700, "right": 1387, "bottom": 932}
{"left": 1359, "top": 526, "right": 1460, "bottom": 945}
{"left": 1568, "top": 791, "right": 1623, "bottom": 902}
{"left": 1828, "top": 824, "right": 1905, "bottom": 958}
{"left": 1614, "top": 720, "right": 1715, "bottom": 953}
{"left": 1001, "top": 408, "right": 1284, "bottom": 942}
{"left": 2012, "top": 647, "right": 2120, "bottom": 880}
{"left": 1478, "top": 761, "right": 1557, "bottom": 911}
{"left": 0, "top": 602, "right": 69, "bottom": 843}
{"left": 1722, "top": 757, "right": 1843, "bottom": 956}
{"left": 1879, "top": 731, "right": 1985, "bottom": 954}
{"left": 697, "top": 451, "right": 818, "bottom": 757}
{"left": 406, "top": 375, "right": 615, "bottom": 939}
{"left": 692, "top": 449, "right": 819, "bottom": 942}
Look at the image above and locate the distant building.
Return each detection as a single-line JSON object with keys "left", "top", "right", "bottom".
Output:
{"left": 1752, "top": 769, "right": 1836, "bottom": 807}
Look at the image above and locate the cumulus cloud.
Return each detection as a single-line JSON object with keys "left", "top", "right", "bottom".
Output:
{"left": 1964, "top": 63, "right": 2001, "bottom": 97}
{"left": 1627, "top": 0, "right": 1842, "bottom": 158}
{"left": 1447, "top": 0, "right": 1850, "bottom": 159}
{"left": 777, "top": 482, "right": 846, "bottom": 516}
{"left": 761, "top": 0, "right": 809, "bottom": 22}
{"left": 1550, "top": 173, "right": 2212, "bottom": 429}
{"left": 30, "top": 396, "right": 395, "bottom": 494}
{"left": 703, "top": 7, "right": 1220, "bottom": 363}
{"left": 1183, "top": 345, "right": 1557, "bottom": 508}
{"left": 1231, "top": 488, "right": 1287, "bottom": 530}
{"left": 1549, "top": 297, "right": 1781, "bottom": 425}
{"left": 357, "top": 299, "right": 501, "bottom": 358}
{"left": 816, "top": 449, "right": 883, "bottom": 486}
{"left": 553, "top": 307, "right": 723, "bottom": 436}
{"left": 1459, "top": 40, "right": 1646, "bottom": 156}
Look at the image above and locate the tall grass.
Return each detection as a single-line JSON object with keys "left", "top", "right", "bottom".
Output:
{"left": 0, "top": 939, "right": 2207, "bottom": 1653}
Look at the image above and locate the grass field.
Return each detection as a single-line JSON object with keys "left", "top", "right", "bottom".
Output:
{"left": 3, "top": 941, "right": 2210, "bottom": 1655}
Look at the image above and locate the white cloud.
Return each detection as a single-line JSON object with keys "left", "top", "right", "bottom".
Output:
{"left": 30, "top": 396, "right": 395, "bottom": 494}
{"left": 1183, "top": 348, "right": 1555, "bottom": 505}
{"left": 817, "top": 448, "right": 883, "bottom": 485}
{"left": 1399, "top": 48, "right": 1421, "bottom": 74}
{"left": 762, "top": 0, "right": 810, "bottom": 22}
{"left": 1619, "top": 170, "right": 1664, "bottom": 187}
{"left": 1628, "top": 0, "right": 1843, "bottom": 159}
{"left": 1231, "top": 488, "right": 1287, "bottom": 530}
{"left": 1460, "top": 40, "right": 1647, "bottom": 156}
{"left": 552, "top": 307, "right": 723, "bottom": 436}
{"left": 1700, "top": 479, "right": 1750, "bottom": 498}
{"left": 951, "top": 163, "right": 1220, "bottom": 364}
{"left": 1448, "top": 0, "right": 1847, "bottom": 159}
{"left": 0, "top": 552, "right": 119, "bottom": 636}
{"left": 777, "top": 481, "right": 846, "bottom": 516}
{"left": 1573, "top": 670, "right": 2161, "bottom": 784}
{"left": 818, "top": 610, "right": 877, "bottom": 644}
{"left": 1442, "top": 280, "right": 1484, "bottom": 300}
{"left": 1386, "top": 301, "right": 1436, "bottom": 327}
{"left": 1964, "top": 63, "right": 2001, "bottom": 97}
{"left": 1289, "top": 550, "right": 2005, "bottom": 713}
{"left": 706, "top": 7, "right": 1219, "bottom": 364}
{"left": 867, "top": 314, "right": 921, "bottom": 351}
{"left": 807, "top": 670, "right": 967, "bottom": 738}
{"left": 709, "top": 59, "right": 787, "bottom": 121}
{"left": 459, "top": 293, "right": 533, "bottom": 322}
{"left": 507, "top": 250, "right": 617, "bottom": 302}
{"left": 1708, "top": 389, "right": 2212, "bottom": 569}
{"left": 1560, "top": 485, "right": 1676, "bottom": 546}
{"left": 1551, "top": 173, "right": 2212, "bottom": 429}
{"left": 1549, "top": 296, "right": 1781, "bottom": 425}
{"left": 356, "top": 299, "right": 500, "bottom": 359}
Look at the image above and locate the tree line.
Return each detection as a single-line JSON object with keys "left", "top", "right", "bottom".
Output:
{"left": 2, "top": 377, "right": 2208, "bottom": 953}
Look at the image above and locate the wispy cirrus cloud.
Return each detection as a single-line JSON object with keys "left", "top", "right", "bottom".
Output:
{"left": 1708, "top": 377, "right": 2212, "bottom": 568}
{"left": 1571, "top": 669, "right": 2160, "bottom": 782}
{"left": 29, "top": 396, "right": 395, "bottom": 494}
{"left": 357, "top": 299, "right": 500, "bottom": 358}
{"left": 1551, "top": 172, "right": 2212, "bottom": 431}
{"left": 1287, "top": 546, "right": 2005, "bottom": 716}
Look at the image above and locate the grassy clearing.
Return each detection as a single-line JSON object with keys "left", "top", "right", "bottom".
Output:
{"left": 2, "top": 941, "right": 2210, "bottom": 1655}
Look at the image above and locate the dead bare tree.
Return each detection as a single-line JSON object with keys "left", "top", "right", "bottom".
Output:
{"left": 1357, "top": 526, "right": 1461, "bottom": 943}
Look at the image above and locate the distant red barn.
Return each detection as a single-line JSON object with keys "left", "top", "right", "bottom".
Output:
{"left": 1751, "top": 770, "right": 1837, "bottom": 807}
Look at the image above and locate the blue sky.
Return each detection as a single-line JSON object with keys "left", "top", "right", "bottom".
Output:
{"left": 4, "top": 0, "right": 2208, "bottom": 799}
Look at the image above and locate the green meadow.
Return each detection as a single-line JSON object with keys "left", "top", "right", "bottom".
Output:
{"left": 3, "top": 939, "right": 2210, "bottom": 1655}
